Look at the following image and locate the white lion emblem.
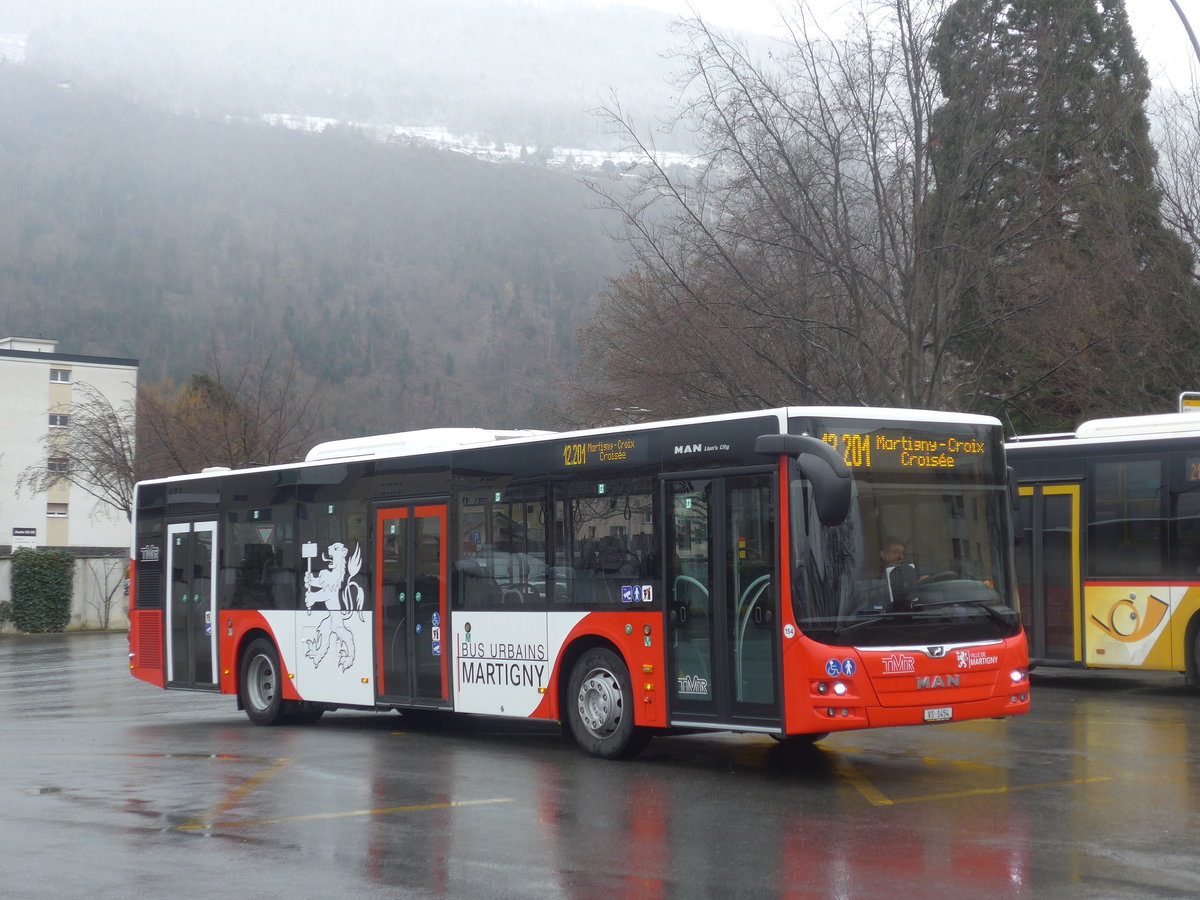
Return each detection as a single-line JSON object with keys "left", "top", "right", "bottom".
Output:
{"left": 303, "top": 541, "right": 366, "bottom": 671}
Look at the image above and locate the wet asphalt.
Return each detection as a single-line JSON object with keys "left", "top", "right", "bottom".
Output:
{"left": 2, "top": 632, "right": 1198, "bottom": 899}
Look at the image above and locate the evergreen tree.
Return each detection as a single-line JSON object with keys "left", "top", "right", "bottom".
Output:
{"left": 926, "top": 0, "right": 1200, "bottom": 430}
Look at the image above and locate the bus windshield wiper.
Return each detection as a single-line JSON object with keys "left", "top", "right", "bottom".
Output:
{"left": 835, "top": 614, "right": 892, "bottom": 635}
{"left": 917, "top": 597, "right": 1014, "bottom": 627}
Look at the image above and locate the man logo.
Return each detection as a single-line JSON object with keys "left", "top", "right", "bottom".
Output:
{"left": 674, "top": 444, "right": 703, "bottom": 454}
{"left": 926, "top": 646, "right": 947, "bottom": 658}
{"left": 916, "top": 674, "right": 961, "bottom": 689}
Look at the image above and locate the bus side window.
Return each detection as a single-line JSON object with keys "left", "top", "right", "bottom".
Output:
{"left": 1172, "top": 488, "right": 1200, "bottom": 576}
{"left": 1089, "top": 459, "right": 1164, "bottom": 578}
{"left": 554, "top": 480, "right": 659, "bottom": 607}
{"left": 453, "top": 560, "right": 502, "bottom": 609}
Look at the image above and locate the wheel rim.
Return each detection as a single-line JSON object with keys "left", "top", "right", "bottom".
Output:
{"left": 246, "top": 653, "right": 277, "bottom": 711}
{"left": 577, "top": 666, "right": 624, "bottom": 739}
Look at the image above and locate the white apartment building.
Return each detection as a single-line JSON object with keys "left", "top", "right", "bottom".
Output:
{"left": 1, "top": 337, "right": 138, "bottom": 629}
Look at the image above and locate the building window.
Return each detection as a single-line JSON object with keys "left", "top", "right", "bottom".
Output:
{"left": 49, "top": 413, "right": 69, "bottom": 428}
{"left": 48, "top": 457, "right": 69, "bottom": 473}
{"left": 47, "top": 503, "right": 69, "bottom": 518}
{"left": 49, "top": 369, "right": 72, "bottom": 383}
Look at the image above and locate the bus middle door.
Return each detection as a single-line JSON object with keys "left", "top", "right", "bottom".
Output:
{"left": 375, "top": 503, "right": 449, "bottom": 706}
{"left": 665, "top": 473, "right": 781, "bottom": 730}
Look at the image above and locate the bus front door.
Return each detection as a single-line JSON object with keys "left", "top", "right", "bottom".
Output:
{"left": 375, "top": 503, "right": 449, "bottom": 706}
{"left": 165, "top": 521, "right": 218, "bottom": 689}
{"left": 1016, "top": 484, "right": 1082, "bottom": 663}
{"left": 665, "top": 473, "right": 781, "bottom": 730}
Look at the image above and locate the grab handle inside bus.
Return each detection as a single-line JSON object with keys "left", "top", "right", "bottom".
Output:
{"left": 755, "top": 433, "right": 852, "bottom": 526}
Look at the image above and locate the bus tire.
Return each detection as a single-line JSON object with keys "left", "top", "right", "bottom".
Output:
{"left": 239, "top": 638, "right": 286, "bottom": 726}
{"left": 566, "top": 648, "right": 650, "bottom": 759}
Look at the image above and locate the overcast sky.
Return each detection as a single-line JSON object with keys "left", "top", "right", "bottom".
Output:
{"left": 612, "top": 0, "right": 1200, "bottom": 90}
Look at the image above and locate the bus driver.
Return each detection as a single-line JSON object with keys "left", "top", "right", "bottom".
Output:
{"left": 880, "top": 537, "right": 921, "bottom": 611}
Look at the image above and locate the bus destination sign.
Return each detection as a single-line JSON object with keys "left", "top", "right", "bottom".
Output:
{"left": 804, "top": 420, "right": 993, "bottom": 472}
{"left": 559, "top": 434, "right": 649, "bottom": 469}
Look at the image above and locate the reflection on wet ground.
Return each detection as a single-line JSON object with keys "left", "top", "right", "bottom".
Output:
{"left": 2, "top": 635, "right": 1199, "bottom": 898}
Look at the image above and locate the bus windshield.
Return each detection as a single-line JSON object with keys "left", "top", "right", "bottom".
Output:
{"left": 789, "top": 418, "right": 1020, "bottom": 647}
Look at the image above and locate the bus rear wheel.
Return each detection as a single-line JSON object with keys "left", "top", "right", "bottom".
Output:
{"left": 566, "top": 648, "right": 650, "bottom": 759}
{"left": 240, "top": 638, "right": 286, "bottom": 726}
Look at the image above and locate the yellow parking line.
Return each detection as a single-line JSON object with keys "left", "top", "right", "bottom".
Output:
{"left": 834, "top": 756, "right": 895, "bottom": 805}
{"left": 175, "top": 757, "right": 292, "bottom": 831}
{"left": 836, "top": 751, "right": 1113, "bottom": 807}
{"left": 177, "top": 797, "right": 514, "bottom": 830}
{"left": 885, "top": 776, "right": 1113, "bottom": 805}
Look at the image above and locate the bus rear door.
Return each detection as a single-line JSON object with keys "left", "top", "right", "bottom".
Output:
{"left": 165, "top": 520, "right": 219, "bottom": 689}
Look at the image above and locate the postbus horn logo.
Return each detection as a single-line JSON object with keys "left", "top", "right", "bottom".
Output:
{"left": 1091, "top": 592, "right": 1169, "bottom": 643}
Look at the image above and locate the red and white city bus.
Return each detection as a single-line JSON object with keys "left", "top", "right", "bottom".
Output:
{"left": 127, "top": 407, "right": 1030, "bottom": 758}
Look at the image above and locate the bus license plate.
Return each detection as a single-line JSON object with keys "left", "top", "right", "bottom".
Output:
{"left": 924, "top": 707, "right": 953, "bottom": 723}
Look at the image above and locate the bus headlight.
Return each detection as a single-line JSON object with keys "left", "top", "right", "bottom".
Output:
{"left": 1010, "top": 669, "right": 1027, "bottom": 683}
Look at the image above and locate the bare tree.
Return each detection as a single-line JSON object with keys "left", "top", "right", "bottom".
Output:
{"left": 1154, "top": 84, "right": 1200, "bottom": 264}
{"left": 573, "top": 0, "right": 1200, "bottom": 430}
{"left": 137, "top": 347, "right": 327, "bottom": 478}
{"left": 83, "top": 555, "right": 127, "bottom": 630}
{"left": 573, "top": 1, "right": 958, "bottom": 422}
{"left": 17, "top": 382, "right": 137, "bottom": 521}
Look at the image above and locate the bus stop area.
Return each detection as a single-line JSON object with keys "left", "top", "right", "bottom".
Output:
{"left": 2, "top": 632, "right": 1198, "bottom": 898}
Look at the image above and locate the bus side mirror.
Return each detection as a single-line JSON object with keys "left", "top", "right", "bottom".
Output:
{"left": 756, "top": 434, "right": 852, "bottom": 526}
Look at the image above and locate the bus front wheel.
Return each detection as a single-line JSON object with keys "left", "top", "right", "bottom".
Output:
{"left": 566, "top": 648, "right": 650, "bottom": 759}
{"left": 239, "top": 638, "right": 286, "bottom": 726}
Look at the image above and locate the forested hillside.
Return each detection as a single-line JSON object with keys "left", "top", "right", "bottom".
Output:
{"left": 0, "top": 65, "right": 627, "bottom": 435}
{"left": 4, "top": 0, "right": 696, "bottom": 153}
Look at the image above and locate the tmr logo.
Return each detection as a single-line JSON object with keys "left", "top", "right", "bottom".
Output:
{"left": 882, "top": 653, "right": 915, "bottom": 674}
{"left": 916, "top": 674, "right": 961, "bottom": 689}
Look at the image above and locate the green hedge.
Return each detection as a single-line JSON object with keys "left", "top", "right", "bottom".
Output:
{"left": 10, "top": 548, "right": 74, "bottom": 633}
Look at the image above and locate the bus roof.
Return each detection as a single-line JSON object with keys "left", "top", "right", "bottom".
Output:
{"left": 1008, "top": 411, "right": 1200, "bottom": 447}
{"left": 305, "top": 428, "right": 555, "bottom": 462}
{"left": 302, "top": 407, "right": 1000, "bottom": 463}
{"left": 137, "top": 405, "right": 1002, "bottom": 484}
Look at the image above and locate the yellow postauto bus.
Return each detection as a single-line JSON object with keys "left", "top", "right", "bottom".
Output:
{"left": 1007, "top": 411, "right": 1200, "bottom": 681}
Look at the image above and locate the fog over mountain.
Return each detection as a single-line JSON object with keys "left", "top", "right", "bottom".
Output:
{"left": 0, "top": 1, "right": 738, "bottom": 436}
{"left": 1, "top": 0, "right": 706, "bottom": 153}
